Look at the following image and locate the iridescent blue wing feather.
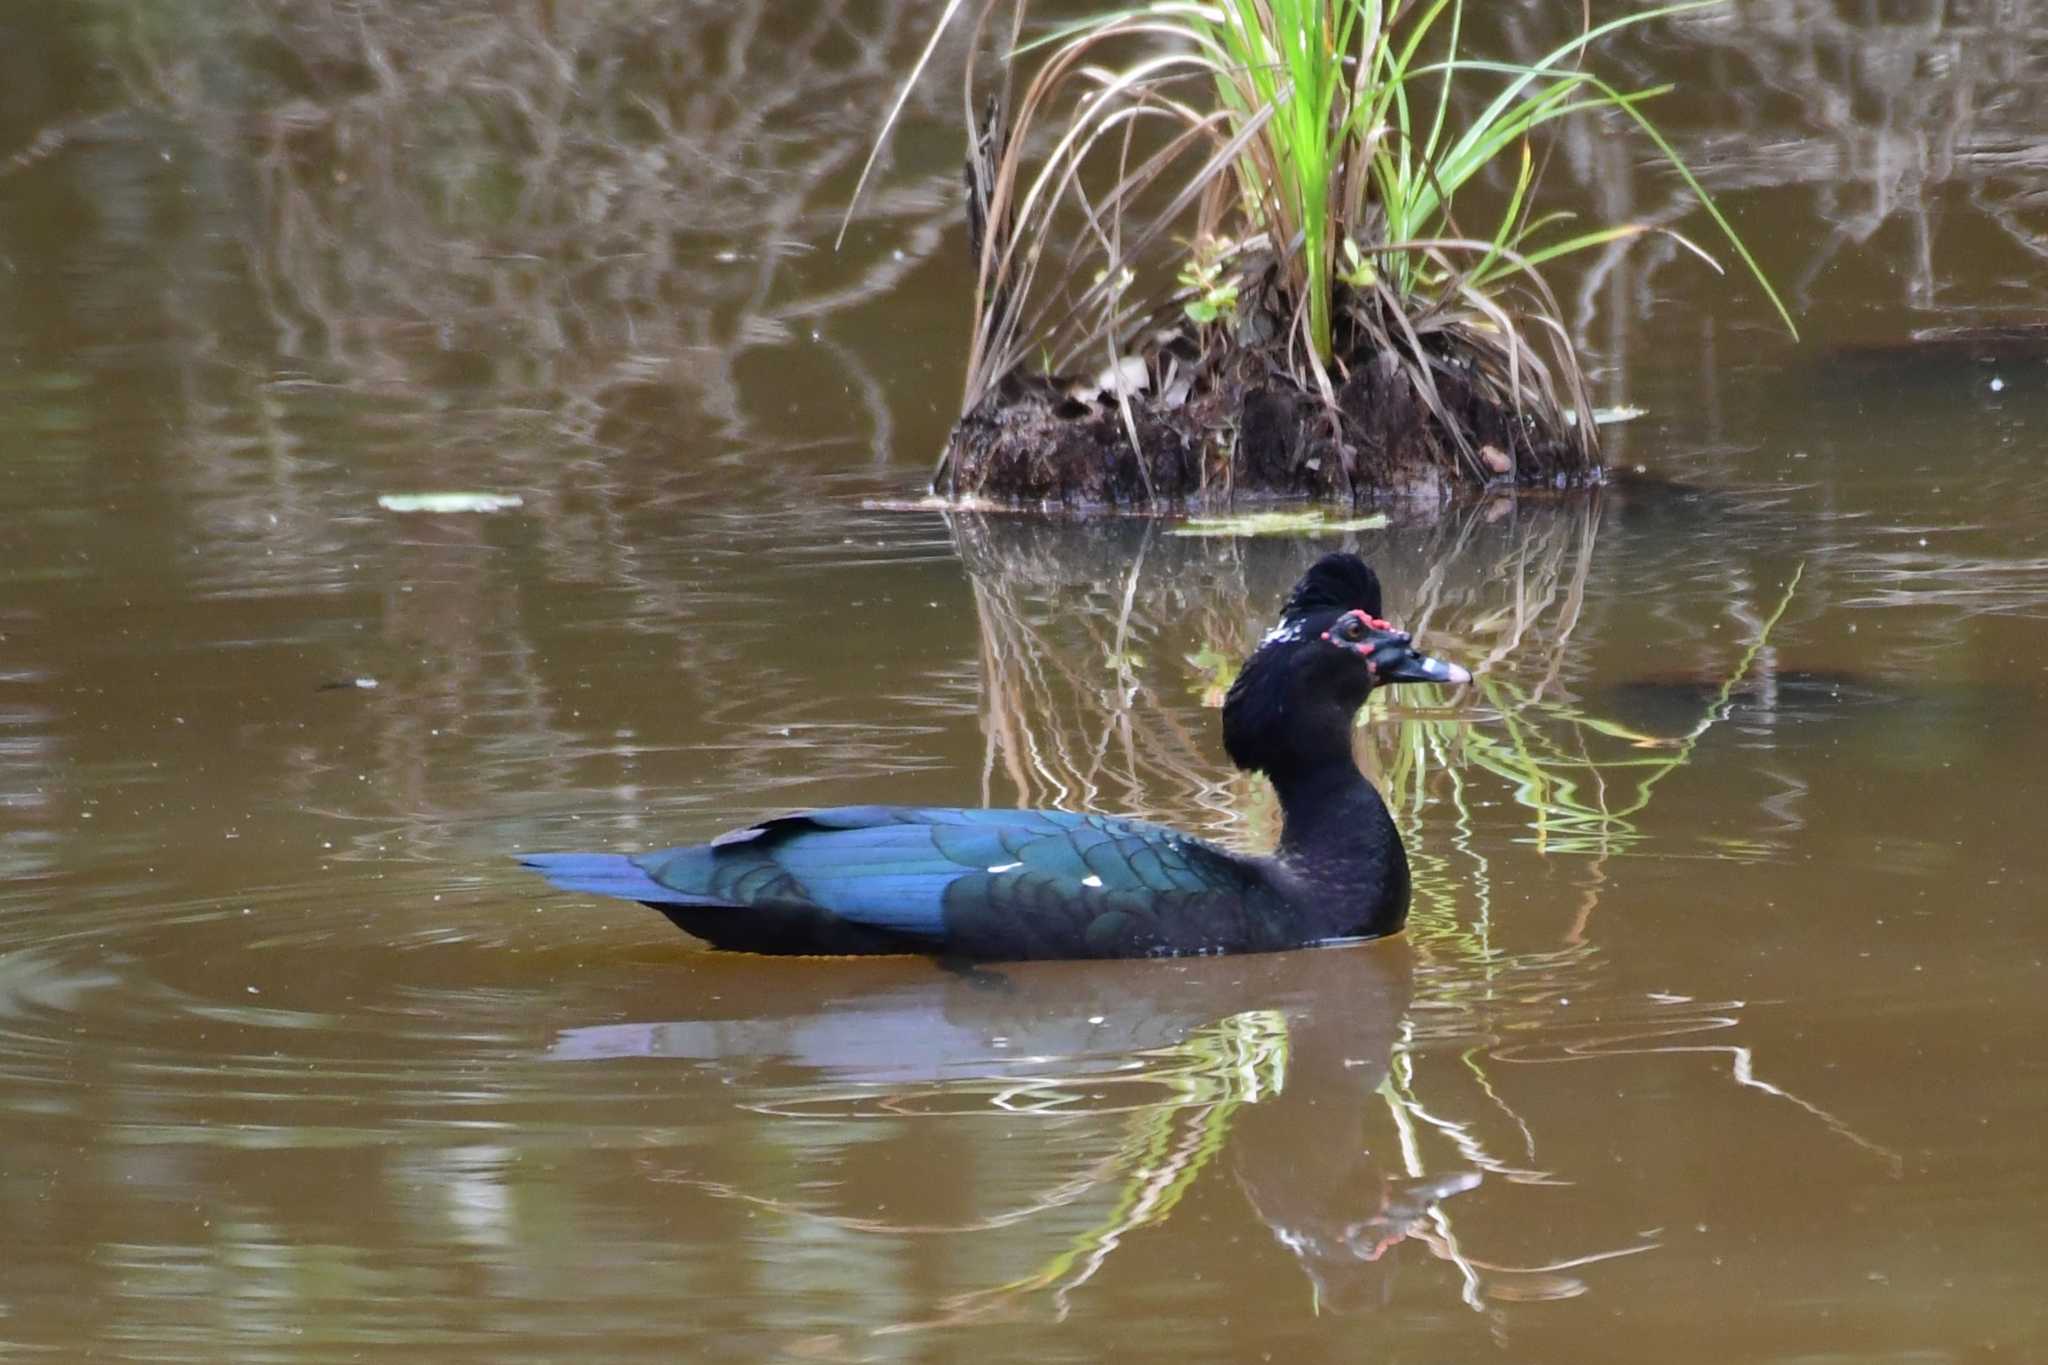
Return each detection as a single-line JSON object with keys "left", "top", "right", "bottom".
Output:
{"left": 522, "top": 806, "right": 1284, "bottom": 959}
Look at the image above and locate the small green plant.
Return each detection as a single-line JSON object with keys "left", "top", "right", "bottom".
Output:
{"left": 1176, "top": 236, "right": 1240, "bottom": 326}
{"left": 1336, "top": 237, "right": 1377, "bottom": 291}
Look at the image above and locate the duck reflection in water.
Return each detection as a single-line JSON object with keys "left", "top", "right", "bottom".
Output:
{"left": 550, "top": 942, "right": 1493, "bottom": 1318}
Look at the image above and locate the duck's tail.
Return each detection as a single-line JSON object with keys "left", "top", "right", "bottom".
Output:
{"left": 520, "top": 853, "right": 698, "bottom": 905}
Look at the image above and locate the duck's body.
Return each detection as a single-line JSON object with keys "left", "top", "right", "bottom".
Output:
{"left": 523, "top": 798, "right": 1405, "bottom": 959}
{"left": 521, "top": 554, "right": 1466, "bottom": 960}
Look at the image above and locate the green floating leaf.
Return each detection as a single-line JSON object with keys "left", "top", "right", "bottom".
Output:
{"left": 1171, "top": 511, "right": 1391, "bottom": 538}
{"left": 377, "top": 492, "right": 525, "bottom": 514}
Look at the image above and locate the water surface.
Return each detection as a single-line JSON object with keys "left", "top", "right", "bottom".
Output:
{"left": 3, "top": 2, "right": 2046, "bottom": 1360}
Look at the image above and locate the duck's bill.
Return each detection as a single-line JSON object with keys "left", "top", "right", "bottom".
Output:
{"left": 1368, "top": 631, "right": 1473, "bottom": 686}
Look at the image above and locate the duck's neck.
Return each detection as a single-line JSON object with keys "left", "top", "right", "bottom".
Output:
{"left": 1267, "top": 752, "right": 1409, "bottom": 936}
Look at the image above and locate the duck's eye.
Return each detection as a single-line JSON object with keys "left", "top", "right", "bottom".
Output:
{"left": 1333, "top": 614, "right": 1366, "bottom": 643}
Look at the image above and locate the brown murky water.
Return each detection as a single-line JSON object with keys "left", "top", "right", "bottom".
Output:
{"left": 4, "top": 2, "right": 2047, "bottom": 1360}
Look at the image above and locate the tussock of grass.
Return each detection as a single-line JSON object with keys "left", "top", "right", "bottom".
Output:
{"left": 857, "top": 0, "right": 1794, "bottom": 500}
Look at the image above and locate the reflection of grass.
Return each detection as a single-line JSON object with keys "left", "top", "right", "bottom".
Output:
{"left": 1357, "top": 562, "right": 1905, "bottom": 1305}
{"left": 943, "top": 523, "right": 1876, "bottom": 1322}
{"left": 718, "top": 1008, "right": 1293, "bottom": 1332}
{"left": 944, "top": 1009, "right": 1289, "bottom": 1321}
{"left": 754, "top": 1008, "right": 1287, "bottom": 1122}
{"left": 90, "top": 0, "right": 958, "bottom": 466}
{"left": 958, "top": 503, "right": 1792, "bottom": 861}
{"left": 1377, "top": 1058, "right": 1653, "bottom": 1308}
{"left": 960, "top": 517, "right": 1268, "bottom": 836}
{"left": 1381, "top": 562, "right": 1805, "bottom": 857}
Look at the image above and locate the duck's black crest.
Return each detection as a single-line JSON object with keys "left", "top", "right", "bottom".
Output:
{"left": 1283, "top": 553, "right": 1385, "bottom": 620}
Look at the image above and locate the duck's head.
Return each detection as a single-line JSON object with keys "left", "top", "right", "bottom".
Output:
{"left": 1223, "top": 553, "right": 1471, "bottom": 776}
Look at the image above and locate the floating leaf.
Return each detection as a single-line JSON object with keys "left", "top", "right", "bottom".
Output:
{"left": 1171, "top": 511, "right": 1390, "bottom": 538}
{"left": 1564, "top": 405, "right": 1648, "bottom": 427}
{"left": 377, "top": 492, "right": 524, "bottom": 513}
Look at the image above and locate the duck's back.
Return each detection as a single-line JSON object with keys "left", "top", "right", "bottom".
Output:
{"left": 523, "top": 805, "right": 1322, "bottom": 959}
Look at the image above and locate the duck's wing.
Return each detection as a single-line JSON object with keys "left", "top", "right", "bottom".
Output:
{"left": 522, "top": 806, "right": 1279, "bottom": 959}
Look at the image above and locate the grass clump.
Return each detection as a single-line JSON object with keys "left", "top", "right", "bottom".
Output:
{"left": 858, "top": 0, "right": 1794, "bottom": 505}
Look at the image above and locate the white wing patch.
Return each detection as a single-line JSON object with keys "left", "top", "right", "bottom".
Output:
{"left": 1259, "top": 618, "right": 1304, "bottom": 648}
{"left": 987, "top": 861, "right": 1023, "bottom": 873}
{"left": 1082, "top": 874, "right": 1104, "bottom": 888}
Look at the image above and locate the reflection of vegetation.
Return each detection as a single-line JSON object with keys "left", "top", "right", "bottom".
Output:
{"left": 954, "top": 515, "right": 1266, "bottom": 832}
{"left": 945, "top": 507, "right": 1642, "bottom": 1312}
{"left": 4, "top": 3, "right": 981, "bottom": 872}
{"left": 652, "top": 970, "right": 1666, "bottom": 1326}
{"left": 1388, "top": 561, "right": 1801, "bottom": 857}
{"left": 943, "top": 508, "right": 1893, "bottom": 1319}
{"left": 952, "top": 497, "right": 1815, "bottom": 858}
{"left": 1499, "top": 0, "right": 2048, "bottom": 370}
{"left": 749, "top": 1007, "right": 1290, "bottom": 1123}
{"left": 887, "top": 1009, "right": 1292, "bottom": 1329}
{"left": 633, "top": 1004, "right": 1303, "bottom": 1330}
{"left": 78, "top": 0, "right": 964, "bottom": 463}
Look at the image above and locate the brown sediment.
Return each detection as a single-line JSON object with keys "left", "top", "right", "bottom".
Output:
{"left": 934, "top": 325, "right": 1597, "bottom": 511}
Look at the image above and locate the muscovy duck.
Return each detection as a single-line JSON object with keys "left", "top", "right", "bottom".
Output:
{"left": 521, "top": 553, "right": 1470, "bottom": 959}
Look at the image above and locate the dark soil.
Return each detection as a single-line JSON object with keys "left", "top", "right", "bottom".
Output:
{"left": 934, "top": 329, "right": 1599, "bottom": 509}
